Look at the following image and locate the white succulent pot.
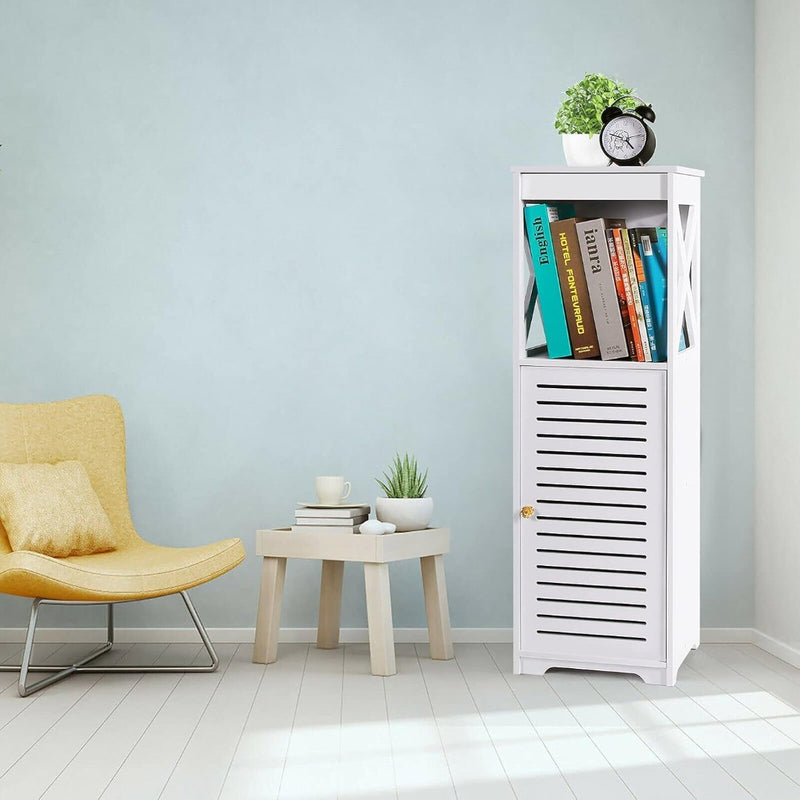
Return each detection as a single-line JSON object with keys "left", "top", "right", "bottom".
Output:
{"left": 561, "top": 133, "right": 609, "bottom": 167}
{"left": 375, "top": 497, "right": 433, "bottom": 532}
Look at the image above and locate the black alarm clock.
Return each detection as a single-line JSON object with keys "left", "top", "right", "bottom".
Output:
{"left": 600, "top": 95, "right": 656, "bottom": 166}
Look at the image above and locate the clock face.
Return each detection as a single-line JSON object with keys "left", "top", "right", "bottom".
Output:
{"left": 601, "top": 114, "right": 648, "bottom": 159}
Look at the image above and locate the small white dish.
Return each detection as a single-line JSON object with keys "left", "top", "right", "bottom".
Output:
{"left": 359, "top": 520, "right": 396, "bottom": 535}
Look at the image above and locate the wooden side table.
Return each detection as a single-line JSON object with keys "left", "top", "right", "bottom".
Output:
{"left": 252, "top": 527, "right": 453, "bottom": 676}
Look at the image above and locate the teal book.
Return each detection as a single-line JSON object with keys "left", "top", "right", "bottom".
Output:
{"left": 637, "top": 228, "right": 687, "bottom": 359}
{"left": 637, "top": 227, "right": 668, "bottom": 361}
{"left": 524, "top": 204, "right": 573, "bottom": 358}
{"left": 628, "top": 228, "right": 659, "bottom": 361}
{"left": 653, "top": 228, "right": 688, "bottom": 352}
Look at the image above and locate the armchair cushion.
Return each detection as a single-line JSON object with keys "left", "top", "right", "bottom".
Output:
{"left": 0, "top": 537, "right": 245, "bottom": 601}
{"left": 0, "top": 461, "right": 116, "bottom": 557}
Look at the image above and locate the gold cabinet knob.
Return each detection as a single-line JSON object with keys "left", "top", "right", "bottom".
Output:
{"left": 521, "top": 505, "right": 534, "bottom": 519}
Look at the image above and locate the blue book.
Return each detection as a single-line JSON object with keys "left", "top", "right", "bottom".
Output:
{"left": 628, "top": 228, "right": 659, "bottom": 361}
{"left": 638, "top": 228, "right": 686, "bottom": 360}
{"left": 638, "top": 228, "right": 668, "bottom": 361}
{"left": 523, "top": 204, "right": 573, "bottom": 358}
{"left": 653, "top": 228, "right": 687, "bottom": 352}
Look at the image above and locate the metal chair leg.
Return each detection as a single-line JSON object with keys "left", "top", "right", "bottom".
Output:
{"left": 180, "top": 591, "right": 219, "bottom": 671}
{"left": 0, "top": 591, "right": 219, "bottom": 697}
{"left": 16, "top": 600, "right": 114, "bottom": 697}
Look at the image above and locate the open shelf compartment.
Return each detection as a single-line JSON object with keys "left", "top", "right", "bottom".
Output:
{"left": 514, "top": 168, "right": 701, "bottom": 368}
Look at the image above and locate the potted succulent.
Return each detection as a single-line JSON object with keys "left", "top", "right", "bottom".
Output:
{"left": 555, "top": 73, "right": 636, "bottom": 166}
{"left": 375, "top": 453, "right": 433, "bottom": 532}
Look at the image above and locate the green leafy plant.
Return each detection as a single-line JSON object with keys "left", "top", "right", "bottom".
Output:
{"left": 377, "top": 453, "right": 429, "bottom": 499}
{"left": 554, "top": 73, "right": 637, "bottom": 135}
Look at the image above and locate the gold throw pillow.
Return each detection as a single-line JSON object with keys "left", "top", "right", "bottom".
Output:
{"left": 0, "top": 461, "right": 117, "bottom": 557}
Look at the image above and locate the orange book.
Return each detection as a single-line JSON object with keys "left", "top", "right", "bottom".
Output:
{"left": 612, "top": 227, "right": 645, "bottom": 361}
{"left": 605, "top": 228, "right": 635, "bottom": 359}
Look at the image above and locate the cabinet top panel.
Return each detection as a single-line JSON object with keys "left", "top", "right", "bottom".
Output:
{"left": 512, "top": 165, "right": 704, "bottom": 177}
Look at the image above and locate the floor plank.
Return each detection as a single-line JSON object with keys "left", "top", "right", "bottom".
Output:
{"left": 632, "top": 670, "right": 800, "bottom": 799}
{"left": 0, "top": 644, "right": 134, "bottom": 796}
{"left": 40, "top": 644, "right": 182, "bottom": 800}
{"left": 0, "top": 643, "right": 66, "bottom": 725}
{"left": 0, "top": 644, "right": 129, "bottom": 779}
{"left": 712, "top": 645, "right": 800, "bottom": 711}
{"left": 385, "top": 643, "right": 455, "bottom": 800}
{"left": 736, "top": 645, "right": 800, "bottom": 686}
{"left": 486, "top": 643, "right": 635, "bottom": 800}
{"left": 454, "top": 643, "right": 574, "bottom": 799}
{"left": 159, "top": 645, "right": 266, "bottom": 800}
{"left": 0, "top": 642, "right": 24, "bottom": 692}
{"left": 686, "top": 648, "right": 798, "bottom": 725}
{"left": 277, "top": 643, "right": 344, "bottom": 800}
{"left": 545, "top": 668, "right": 694, "bottom": 800}
{"left": 417, "top": 642, "right": 517, "bottom": 800}
{"left": 99, "top": 643, "right": 238, "bottom": 800}
{"left": 586, "top": 670, "right": 753, "bottom": 800}
{"left": 337, "top": 643, "right": 396, "bottom": 800}
{"left": 218, "top": 643, "right": 309, "bottom": 800}
{"left": 0, "top": 644, "right": 21, "bottom": 662}
{"left": 677, "top": 663, "right": 800, "bottom": 785}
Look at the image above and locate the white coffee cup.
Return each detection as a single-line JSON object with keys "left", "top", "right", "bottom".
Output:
{"left": 315, "top": 476, "right": 351, "bottom": 505}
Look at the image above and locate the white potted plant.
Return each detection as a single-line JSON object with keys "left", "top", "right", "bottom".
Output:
{"left": 375, "top": 453, "right": 433, "bottom": 532}
{"left": 555, "top": 73, "right": 636, "bottom": 166}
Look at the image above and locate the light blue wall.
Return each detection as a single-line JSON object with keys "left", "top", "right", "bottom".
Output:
{"left": 0, "top": 0, "right": 753, "bottom": 630}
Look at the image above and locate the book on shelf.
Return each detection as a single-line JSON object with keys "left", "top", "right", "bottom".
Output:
{"left": 657, "top": 228, "right": 688, "bottom": 352}
{"left": 291, "top": 522, "right": 365, "bottom": 534}
{"left": 293, "top": 514, "right": 369, "bottom": 527}
{"left": 523, "top": 204, "right": 574, "bottom": 358}
{"left": 612, "top": 227, "right": 646, "bottom": 362}
{"left": 525, "top": 210, "right": 682, "bottom": 363}
{"left": 619, "top": 226, "right": 652, "bottom": 362}
{"left": 634, "top": 227, "right": 668, "bottom": 361}
{"left": 628, "top": 228, "right": 659, "bottom": 361}
{"left": 295, "top": 506, "right": 370, "bottom": 519}
{"left": 576, "top": 218, "right": 628, "bottom": 361}
{"left": 634, "top": 227, "right": 687, "bottom": 358}
{"left": 522, "top": 204, "right": 549, "bottom": 354}
{"left": 606, "top": 228, "right": 636, "bottom": 359}
{"left": 550, "top": 217, "right": 599, "bottom": 359}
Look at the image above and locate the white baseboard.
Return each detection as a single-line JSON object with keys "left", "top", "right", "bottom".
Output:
{"left": 0, "top": 626, "right": 765, "bottom": 647}
{"left": 6, "top": 625, "right": 800, "bottom": 674}
{"left": 751, "top": 629, "right": 800, "bottom": 670}
{"left": 0, "top": 626, "right": 515, "bottom": 645}
{"left": 699, "top": 627, "right": 756, "bottom": 643}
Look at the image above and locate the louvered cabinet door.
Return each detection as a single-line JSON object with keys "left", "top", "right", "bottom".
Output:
{"left": 519, "top": 366, "right": 667, "bottom": 664}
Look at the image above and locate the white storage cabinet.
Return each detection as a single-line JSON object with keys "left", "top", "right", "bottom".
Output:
{"left": 512, "top": 166, "right": 703, "bottom": 686}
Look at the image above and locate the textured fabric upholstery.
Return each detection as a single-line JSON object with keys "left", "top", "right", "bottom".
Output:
{"left": 0, "top": 461, "right": 116, "bottom": 557}
{"left": 0, "top": 395, "right": 245, "bottom": 600}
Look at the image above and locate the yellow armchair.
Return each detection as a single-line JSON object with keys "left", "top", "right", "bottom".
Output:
{"left": 0, "top": 395, "right": 245, "bottom": 695}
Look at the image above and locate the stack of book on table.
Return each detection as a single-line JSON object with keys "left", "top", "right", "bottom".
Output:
{"left": 292, "top": 504, "right": 370, "bottom": 534}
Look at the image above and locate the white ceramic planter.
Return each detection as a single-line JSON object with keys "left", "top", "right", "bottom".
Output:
{"left": 561, "top": 133, "right": 609, "bottom": 167}
{"left": 375, "top": 497, "right": 433, "bottom": 532}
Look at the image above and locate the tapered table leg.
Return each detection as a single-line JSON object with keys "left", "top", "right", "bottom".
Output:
{"left": 421, "top": 554, "right": 453, "bottom": 660}
{"left": 317, "top": 560, "right": 344, "bottom": 649}
{"left": 364, "top": 562, "right": 396, "bottom": 676}
{"left": 253, "top": 556, "right": 287, "bottom": 664}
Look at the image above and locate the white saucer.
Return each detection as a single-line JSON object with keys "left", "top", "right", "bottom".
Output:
{"left": 298, "top": 502, "right": 371, "bottom": 509}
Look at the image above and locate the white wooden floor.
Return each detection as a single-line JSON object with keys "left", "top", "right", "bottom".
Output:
{"left": 1, "top": 642, "right": 800, "bottom": 799}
